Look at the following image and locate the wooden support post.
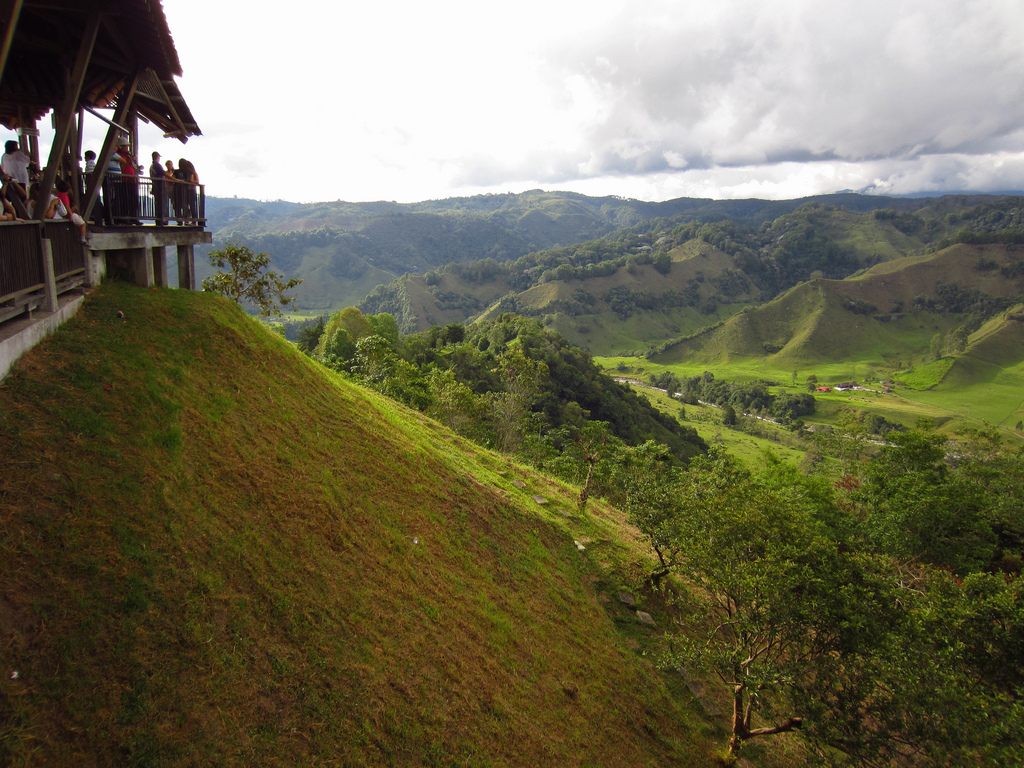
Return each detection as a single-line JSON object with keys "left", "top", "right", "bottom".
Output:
{"left": 39, "top": 238, "right": 58, "bottom": 313}
{"left": 35, "top": 7, "right": 101, "bottom": 220}
{"left": 82, "top": 70, "right": 141, "bottom": 223}
{"left": 0, "top": 0, "right": 24, "bottom": 83}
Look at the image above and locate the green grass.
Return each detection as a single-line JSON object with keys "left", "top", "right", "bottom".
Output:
{"left": 627, "top": 385, "right": 807, "bottom": 467}
{"left": 0, "top": 283, "right": 722, "bottom": 767}
{"left": 896, "top": 357, "right": 957, "bottom": 390}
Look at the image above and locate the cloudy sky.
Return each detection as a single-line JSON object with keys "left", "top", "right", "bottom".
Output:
{"left": 123, "top": 0, "right": 1024, "bottom": 204}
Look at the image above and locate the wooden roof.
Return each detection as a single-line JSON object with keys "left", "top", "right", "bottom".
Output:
{"left": 0, "top": 0, "right": 200, "bottom": 140}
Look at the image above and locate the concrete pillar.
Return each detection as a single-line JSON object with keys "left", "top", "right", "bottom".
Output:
{"left": 40, "top": 238, "right": 58, "bottom": 312}
{"left": 82, "top": 244, "right": 97, "bottom": 288}
{"left": 122, "top": 246, "right": 152, "bottom": 287}
{"left": 176, "top": 243, "right": 195, "bottom": 290}
{"left": 152, "top": 245, "right": 167, "bottom": 288}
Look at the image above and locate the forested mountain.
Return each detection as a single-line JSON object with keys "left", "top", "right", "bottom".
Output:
{"left": 357, "top": 196, "right": 1024, "bottom": 353}
{"left": 309, "top": 308, "right": 707, "bottom": 463}
{"left": 202, "top": 190, "right": 975, "bottom": 313}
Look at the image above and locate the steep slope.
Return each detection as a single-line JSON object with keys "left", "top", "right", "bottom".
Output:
{"left": 0, "top": 284, "right": 715, "bottom": 766}
{"left": 907, "top": 306, "right": 1024, "bottom": 428}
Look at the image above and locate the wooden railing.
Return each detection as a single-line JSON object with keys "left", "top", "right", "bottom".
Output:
{"left": 45, "top": 221, "right": 86, "bottom": 283}
{"left": 0, "top": 221, "right": 85, "bottom": 320}
{"left": 100, "top": 175, "right": 206, "bottom": 226}
{"left": 0, "top": 224, "right": 45, "bottom": 304}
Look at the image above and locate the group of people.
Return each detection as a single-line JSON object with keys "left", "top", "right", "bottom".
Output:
{"left": 0, "top": 136, "right": 201, "bottom": 233}
{"left": 100, "top": 142, "right": 201, "bottom": 226}
{"left": 1, "top": 140, "right": 31, "bottom": 222}
{"left": 2, "top": 140, "right": 87, "bottom": 239}
{"left": 146, "top": 151, "right": 200, "bottom": 226}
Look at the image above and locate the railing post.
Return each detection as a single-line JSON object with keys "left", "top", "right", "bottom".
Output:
{"left": 39, "top": 236, "right": 58, "bottom": 312}
{"left": 177, "top": 243, "right": 195, "bottom": 290}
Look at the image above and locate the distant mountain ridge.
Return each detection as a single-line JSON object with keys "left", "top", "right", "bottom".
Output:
{"left": 202, "top": 190, "right": 970, "bottom": 312}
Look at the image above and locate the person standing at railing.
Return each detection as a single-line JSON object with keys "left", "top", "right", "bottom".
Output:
{"left": 149, "top": 151, "right": 167, "bottom": 225}
{"left": 175, "top": 158, "right": 199, "bottom": 225}
{"left": 1, "top": 140, "right": 30, "bottom": 218}
{"left": 166, "top": 159, "right": 183, "bottom": 224}
{"left": 114, "top": 143, "right": 140, "bottom": 224}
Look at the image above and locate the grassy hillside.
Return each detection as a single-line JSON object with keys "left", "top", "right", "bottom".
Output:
{"left": 652, "top": 243, "right": 1024, "bottom": 368}
{"left": 900, "top": 306, "right": 1024, "bottom": 430}
{"left": 0, "top": 284, "right": 719, "bottom": 767}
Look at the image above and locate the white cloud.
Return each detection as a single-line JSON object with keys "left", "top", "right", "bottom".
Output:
{"left": 57, "top": 0, "right": 1024, "bottom": 203}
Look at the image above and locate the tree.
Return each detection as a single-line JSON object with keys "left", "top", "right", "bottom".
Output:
{"left": 858, "top": 432, "right": 997, "bottom": 573}
{"left": 570, "top": 420, "right": 610, "bottom": 513}
{"left": 202, "top": 242, "right": 302, "bottom": 317}
{"left": 721, "top": 403, "right": 737, "bottom": 426}
{"left": 296, "top": 315, "right": 326, "bottom": 355}
{"left": 805, "top": 374, "right": 818, "bottom": 392}
{"left": 945, "top": 325, "right": 969, "bottom": 355}
{"left": 647, "top": 452, "right": 896, "bottom": 756}
{"left": 488, "top": 346, "right": 547, "bottom": 453}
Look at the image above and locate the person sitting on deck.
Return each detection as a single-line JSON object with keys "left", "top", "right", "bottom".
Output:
{"left": 0, "top": 193, "right": 22, "bottom": 221}
{"left": 54, "top": 179, "right": 88, "bottom": 242}
{"left": 28, "top": 183, "right": 87, "bottom": 242}
{"left": 0, "top": 172, "right": 27, "bottom": 219}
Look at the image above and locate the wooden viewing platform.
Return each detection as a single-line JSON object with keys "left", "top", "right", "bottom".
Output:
{"left": 0, "top": 0, "right": 211, "bottom": 379}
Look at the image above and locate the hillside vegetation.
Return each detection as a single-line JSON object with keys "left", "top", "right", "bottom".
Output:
{"left": 0, "top": 284, "right": 717, "bottom": 767}
{"left": 201, "top": 190, "right": 979, "bottom": 319}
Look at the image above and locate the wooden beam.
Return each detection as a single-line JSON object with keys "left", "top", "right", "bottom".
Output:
{"left": 35, "top": 5, "right": 101, "bottom": 220}
{"left": 149, "top": 71, "right": 188, "bottom": 139}
{"left": 82, "top": 68, "right": 140, "bottom": 222}
{"left": 0, "top": 0, "right": 25, "bottom": 83}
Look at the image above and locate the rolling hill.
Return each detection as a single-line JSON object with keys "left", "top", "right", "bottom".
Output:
{"left": 196, "top": 190, "right": 974, "bottom": 317}
{"left": 649, "top": 242, "right": 1024, "bottom": 369}
{"left": 0, "top": 283, "right": 720, "bottom": 766}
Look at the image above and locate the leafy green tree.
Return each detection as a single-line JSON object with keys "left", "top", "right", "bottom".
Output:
{"left": 296, "top": 315, "right": 326, "bottom": 355}
{"left": 318, "top": 307, "right": 372, "bottom": 356}
{"left": 202, "top": 242, "right": 302, "bottom": 317}
{"left": 930, "top": 332, "right": 944, "bottom": 361}
{"left": 367, "top": 312, "right": 400, "bottom": 348}
{"left": 320, "top": 327, "right": 357, "bottom": 372}
{"left": 858, "top": 432, "right": 997, "bottom": 572}
{"left": 570, "top": 420, "right": 611, "bottom": 513}
{"left": 425, "top": 368, "right": 490, "bottom": 443}
{"left": 805, "top": 374, "right": 818, "bottom": 392}
{"left": 651, "top": 452, "right": 895, "bottom": 755}
{"left": 944, "top": 325, "right": 969, "bottom": 355}
{"left": 721, "top": 403, "right": 737, "bottom": 426}
{"left": 617, "top": 440, "right": 687, "bottom": 585}
{"left": 489, "top": 346, "right": 547, "bottom": 453}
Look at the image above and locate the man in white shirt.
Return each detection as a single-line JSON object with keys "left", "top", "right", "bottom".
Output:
{"left": 1, "top": 140, "right": 30, "bottom": 187}
{"left": 1, "top": 140, "right": 30, "bottom": 217}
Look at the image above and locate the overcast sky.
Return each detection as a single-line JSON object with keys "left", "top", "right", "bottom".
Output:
{"left": 119, "top": 0, "right": 1024, "bottom": 204}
